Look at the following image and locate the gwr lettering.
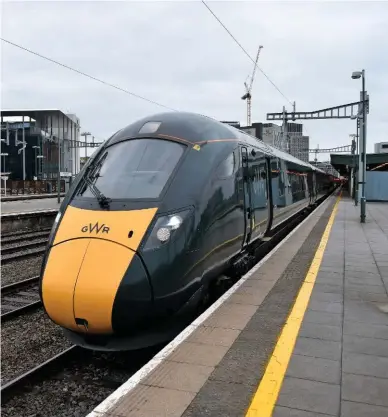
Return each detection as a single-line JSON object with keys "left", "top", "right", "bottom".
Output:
{"left": 81, "top": 222, "right": 110, "bottom": 234}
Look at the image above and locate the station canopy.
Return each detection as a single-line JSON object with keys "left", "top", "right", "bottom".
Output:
{"left": 330, "top": 153, "right": 388, "bottom": 177}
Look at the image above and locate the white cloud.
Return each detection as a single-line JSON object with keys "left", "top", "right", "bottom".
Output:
{"left": 1, "top": 0, "right": 387, "bottom": 158}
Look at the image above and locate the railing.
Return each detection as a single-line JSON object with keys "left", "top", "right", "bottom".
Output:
{"left": 0, "top": 180, "right": 65, "bottom": 196}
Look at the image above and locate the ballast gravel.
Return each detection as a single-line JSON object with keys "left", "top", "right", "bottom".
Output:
{"left": 1, "top": 309, "right": 73, "bottom": 385}
{"left": 2, "top": 346, "right": 160, "bottom": 417}
{"left": 1, "top": 256, "right": 43, "bottom": 286}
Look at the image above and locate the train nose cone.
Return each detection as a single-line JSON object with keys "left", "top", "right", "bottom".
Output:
{"left": 42, "top": 239, "right": 140, "bottom": 334}
{"left": 41, "top": 238, "right": 89, "bottom": 331}
{"left": 73, "top": 239, "right": 138, "bottom": 334}
{"left": 41, "top": 205, "right": 158, "bottom": 334}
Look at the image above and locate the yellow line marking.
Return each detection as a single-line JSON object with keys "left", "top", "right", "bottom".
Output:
{"left": 245, "top": 192, "right": 342, "bottom": 417}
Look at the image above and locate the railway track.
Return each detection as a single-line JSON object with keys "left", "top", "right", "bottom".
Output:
{"left": 1, "top": 276, "right": 42, "bottom": 322}
{"left": 1, "top": 345, "right": 82, "bottom": 403}
{"left": 1, "top": 240, "right": 47, "bottom": 264}
{"left": 1, "top": 229, "right": 51, "bottom": 245}
{"left": 1, "top": 344, "right": 161, "bottom": 416}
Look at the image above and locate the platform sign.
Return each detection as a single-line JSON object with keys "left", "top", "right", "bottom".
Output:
{"left": 60, "top": 172, "right": 72, "bottom": 177}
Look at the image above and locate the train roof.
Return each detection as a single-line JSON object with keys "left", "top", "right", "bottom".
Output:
{"left": 108, "top": 111, "right": 326, "bottom": 174}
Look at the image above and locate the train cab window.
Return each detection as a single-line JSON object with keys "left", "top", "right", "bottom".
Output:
{"left": 79, "top": 138, "right": 185, "bottom": 199}
{"left": 216, "top": 152, "right": 236, "bottom": 178}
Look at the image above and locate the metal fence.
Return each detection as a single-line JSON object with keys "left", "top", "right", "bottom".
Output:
{"left": 0, "top": 179, "right": 65, "bottom": 196}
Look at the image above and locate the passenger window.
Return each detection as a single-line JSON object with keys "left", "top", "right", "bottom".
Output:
{"left": 216, "top": 152, "right": 235, "bottom": 178}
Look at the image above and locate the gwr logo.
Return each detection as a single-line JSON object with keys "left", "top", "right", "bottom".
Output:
{"left": 81, "top": 222, "right": 110, "bottom": 234}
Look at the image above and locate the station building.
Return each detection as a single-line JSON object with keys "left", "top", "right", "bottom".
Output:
{"left": 331, "top": 152, "right": 388, "bottom": 201}
{"left": 1, "top": 109, "right": 82, "bottom": 181}
{"left": 374, "top": 141, "right": 388, "bottom": 154}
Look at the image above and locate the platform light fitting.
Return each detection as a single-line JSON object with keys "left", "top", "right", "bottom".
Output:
{"left": 351, "top": 71, "right": 362, "bottom": 79}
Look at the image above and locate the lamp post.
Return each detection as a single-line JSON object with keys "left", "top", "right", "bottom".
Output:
{"left": 1, "top": 152, "right": 9, "bottom": 173}
{"left": 81, "top": 131, "right": 91, "bottom": 159}
{"left": 349, "top": 133, "right": 357, "bottom": 202}
{"left": 37, "top": 154, "right": 44, "bottom": 179}
{"left": 1, "top": 153, "right": 9, "bottom": 196}
{"left": 32, "top": 146, "right": 39, "bottom": 178}
{"left": 351, "top": 70, "right": 367, "bottom": 223}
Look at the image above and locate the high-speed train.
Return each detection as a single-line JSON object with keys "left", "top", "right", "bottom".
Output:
{"left": 39, "top": 112, "right": 335, "bottom": 350}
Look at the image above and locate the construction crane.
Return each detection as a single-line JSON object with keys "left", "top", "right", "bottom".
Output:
{"left": 241, "top": 45, "right": 263, "bottom": 126}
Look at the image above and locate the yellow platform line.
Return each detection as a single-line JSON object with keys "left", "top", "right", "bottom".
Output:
{"left": 245, "top": 193, "right": 342, "bottom": 417}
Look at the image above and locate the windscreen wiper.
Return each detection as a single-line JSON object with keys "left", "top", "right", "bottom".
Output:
{"left": 83, "top": 174, "right": 112, "bottom": 209}
{"left": 80, "top": 155, "right": 111, "bottom": 208}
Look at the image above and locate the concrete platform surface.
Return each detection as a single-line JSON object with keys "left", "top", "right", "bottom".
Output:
{"left": 1, "top": 197, "right": 61, "bottom": 214}
{"left": 86, "top": 196, "right": 388, "bottom": 417}
{"left": 272, "top": 200, "right": 388, "bottom": 417}
{"left": 1, "top": 193, "right": 65, "bottom": 202}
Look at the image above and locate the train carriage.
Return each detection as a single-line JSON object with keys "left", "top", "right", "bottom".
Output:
{"left": 39, "top": 112, "right": 334, "bottom": 350}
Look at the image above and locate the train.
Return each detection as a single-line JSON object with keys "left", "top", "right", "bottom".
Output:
{"left": 39, "top": 112, "right": 336, "bottom": 351}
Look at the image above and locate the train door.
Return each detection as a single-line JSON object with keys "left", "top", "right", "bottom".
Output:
{"left": 264, "top": 156, "right": 274, "bottom": 234}
{"left": 284, "top": 162, "right": 294, "bottom": 206}
{"left": 306, "top": 171, "right": 314, "bottom": 204}
{"left": 251, "top": 156, "right": 269, "bottom": 239}
{"left": 241, "top": 146, "right": 253, "bottom": 247}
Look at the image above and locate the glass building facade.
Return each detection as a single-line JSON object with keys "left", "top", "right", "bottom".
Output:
{"left": 1, "top": 110, "right": 81, "bottom": 181}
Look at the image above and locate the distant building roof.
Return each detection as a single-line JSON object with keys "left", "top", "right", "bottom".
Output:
{"left": 1, "top": 109, "right": 79, "bottom": 124}
{"left": 330, "top": 153, "right": 388, "bottom": 176}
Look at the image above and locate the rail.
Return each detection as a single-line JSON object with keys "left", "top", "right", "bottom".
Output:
{"left": 1, "top": 244, "right": 47, "bottom": 264}
{"left": 1, "top": 276, "right": 41, "bottom": 322}
{"left": 1, "top": 346, "right": 82, "bottom": 403}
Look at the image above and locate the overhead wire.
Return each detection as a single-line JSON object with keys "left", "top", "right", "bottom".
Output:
{"left": 1, "top": 38, "right": 177, "bottom": 112}
{"left": 3, "top": 4, "right": 293, "bottom": 113}
{"left": 201, "top": 0, "right": 293, "bottom": 108}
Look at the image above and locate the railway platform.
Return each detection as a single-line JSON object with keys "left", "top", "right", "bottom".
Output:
{"left": 88, "top": 196, "right": 388, "bottom": 417}
{"left": 0, "top": 197, "right": 60, "bottom": 214}
{"left": 87, "top": 193, "right": 388, "bottom": 417}
{"left": 1, "top": 193, "right": 65, "bottom": 202}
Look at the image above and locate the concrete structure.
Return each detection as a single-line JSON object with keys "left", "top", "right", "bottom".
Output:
{"left": 374, "top": 141, "right": 388, "bottom": 154}
{"left": 220, "top": 121, "right": 264, "bottom": 142}
{"left": 1, "top": 109, "right": 83, "bottom": 181}
{"left": 1, "top": 197, "right": 61, "bottom": 214}
{"left": 86, "top": 195, "right": 388, "bottom": 417}
{"left": 220, "top": 120, "right": 309, "bottom": 160}
{"left": 289, "top": 134, "right": 309, "bottom": 162}
{"left": 220, "top": 121, "right": 286, "bottom": 151}
{"left": 262, "top": 122, "right": 283, "bottom": 148}
{"left": 262, "top": 122, "right": 309, "bottom": 160}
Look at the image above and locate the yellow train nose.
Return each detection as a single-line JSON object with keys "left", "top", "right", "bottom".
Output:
{"left": 41, "top": 205, "right": 158, "bottom": 334}
{"left": 42, "top": 239, "right": 89, "bottom": 331}
{"left": 42, "top": 238, "right": 135, "bottom": 333}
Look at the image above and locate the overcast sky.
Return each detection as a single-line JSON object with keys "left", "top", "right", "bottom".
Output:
{"left": 2, "top": 0, "right": 388, "bottom": 160}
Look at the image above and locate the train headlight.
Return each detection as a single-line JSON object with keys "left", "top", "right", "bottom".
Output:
{"left": 155, "top": 215, "right": 183, "bottom": 242}
{"left": 156, "top": 227, "right": 171, "bottom": 242}
{"left": 165, "top": 215, "right": 183, "bottom": 230}
{"left": 143, "top": 209, "right": 191, "bottom": 251}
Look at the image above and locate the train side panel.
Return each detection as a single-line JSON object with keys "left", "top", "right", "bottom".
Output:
{"left": 270, "top": 159, "right": 311, "bottom": 230}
